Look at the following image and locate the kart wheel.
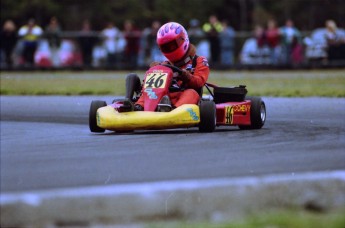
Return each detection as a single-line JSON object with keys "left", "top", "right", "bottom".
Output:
{"left": 89, "top": 100, "right": 107, "bottom": 133}
{"left": 199, "top": 100, "right": 216, "bottom": 132}
{"left": 125, "top": 73, "right": 141, "bottom": 102}
{"left": 239, "top": 96, "right": 266, "bottom": 130}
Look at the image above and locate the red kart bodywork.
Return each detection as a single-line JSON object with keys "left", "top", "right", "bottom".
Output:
{"left": 111, "top": 98, "right": 253, "bottom": 126}
{"left": 202, "top": 82, "right": 251, "bottom": 127}
{"left": 139, "top": 65, "right": 253, "bottom": 127}
{"left": 89, "top": 64, "right": 266, "bottom": 133}
{"left": 141, "top": 65, "right": 174, "bottom": 111}
{"left": 215, "top": 101, "right": 251, "bottom": 126}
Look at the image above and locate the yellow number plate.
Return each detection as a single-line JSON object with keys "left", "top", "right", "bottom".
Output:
{"left": 144, "top": 73, "right": 168, "bottom": 88}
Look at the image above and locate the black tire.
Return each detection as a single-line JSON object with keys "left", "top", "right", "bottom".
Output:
{"left": 89, "top": 100, "right": 107, "bottom": 133}
{"left": 199, "top": 100, "right": 216, "bottom": 132}
{"left": 125, "top": 73, "right": 141, "bottom": 102}
{"left": 239, "top": 96, "right": 266, "bottom": 130}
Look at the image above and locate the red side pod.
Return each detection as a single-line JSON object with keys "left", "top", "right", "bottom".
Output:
{"left": 216, "top": 100, "right": 251, "bottom": 126}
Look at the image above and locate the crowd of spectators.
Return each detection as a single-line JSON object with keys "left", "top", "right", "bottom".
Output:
{"left": 1, "top": 16, "right": 345, "bottom": 70}
{"left": 241, "top": 18, "right": 345, "bottom": 67}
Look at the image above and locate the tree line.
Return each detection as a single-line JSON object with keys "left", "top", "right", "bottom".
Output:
{"left": 1, "top": 0, "right": 344, "bottom": 31}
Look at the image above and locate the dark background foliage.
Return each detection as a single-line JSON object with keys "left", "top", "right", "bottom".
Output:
{"left": 1, "top": 0, "right": 344, "bottom": 30}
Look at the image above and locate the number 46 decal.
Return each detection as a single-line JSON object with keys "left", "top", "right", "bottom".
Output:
{"left": 144, "top": 73, "right": 168, "bottom": 88}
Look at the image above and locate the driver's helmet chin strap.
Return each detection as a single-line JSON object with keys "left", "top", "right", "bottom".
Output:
{"left": 170, "top": 44, "right": 197, "bottom": 67}
{"left": 174, "top": 56, "right": 192, "bottom": 67}
{"left": 172, "top": 45, "right": 195, "bottom": 67}
{"left": 173, "top": 55, "right": 193, "bottom": 67}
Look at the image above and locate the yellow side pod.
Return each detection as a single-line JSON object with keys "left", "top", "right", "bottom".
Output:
{"left": 97, "top": 104, "right": 200, "bottom": 131}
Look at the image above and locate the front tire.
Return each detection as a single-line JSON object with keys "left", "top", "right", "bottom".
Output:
{"left": 199, "top": 100, "right": 216, "bottom": 132}
{"left": 89, "top": 100, "right": 107, "bottom": 133}
{"left": 239, "top": 96, "right": 266, "bottom": 130}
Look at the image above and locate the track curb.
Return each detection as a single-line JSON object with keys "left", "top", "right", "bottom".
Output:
{"left": 1, "top": 170, "right": 345, "bottom": 227}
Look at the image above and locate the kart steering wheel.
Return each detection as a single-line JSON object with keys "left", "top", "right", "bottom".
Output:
{"left": 160, "top": 64, "right": 183, "bottom": 75}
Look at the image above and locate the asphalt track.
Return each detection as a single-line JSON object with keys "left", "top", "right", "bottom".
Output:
{"left": 1, "top": 96, "right": 344, "bottom": 193}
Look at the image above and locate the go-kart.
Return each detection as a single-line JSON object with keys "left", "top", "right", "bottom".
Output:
{"left": 89, "top": 64, "right": 266, "bottom": 133}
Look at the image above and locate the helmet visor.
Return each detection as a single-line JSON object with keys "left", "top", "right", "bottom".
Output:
{"left": 160, "top": 38, "right": 184, "bottom": 53}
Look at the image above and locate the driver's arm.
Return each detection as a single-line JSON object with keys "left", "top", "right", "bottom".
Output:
{"left": 183, "top": 57, "right": 210, "bottom": 89}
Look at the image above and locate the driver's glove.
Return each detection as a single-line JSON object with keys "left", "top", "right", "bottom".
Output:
{"left": 149, "top": 61, "right": 160, "bottom": 67}
{"left": 149, "top": 60, "right": 169, "bottom": 67}
{"left": 180, "top": 69, "right": 193, "bottom": 83}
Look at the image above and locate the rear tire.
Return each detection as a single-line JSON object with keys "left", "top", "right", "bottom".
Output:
{"left": 125, "top": 73, "right": 141, "bottom": 102}
{"left": 239, "top": 96, "right": 266, "bottom": 130}
{"left": 89, "top": 100, "right": 107, "bottom": 133}
{"left": 199, "top": 100, "right": 216, "bottom": 132}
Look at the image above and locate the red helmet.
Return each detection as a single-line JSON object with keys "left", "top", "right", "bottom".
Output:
{"left": 157, "top": 22, "right": 189, "bottom": 62}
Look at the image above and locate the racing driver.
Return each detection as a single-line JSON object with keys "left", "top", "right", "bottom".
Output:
{"left": 132, "top": 21, "right": 210, "bottom": 111}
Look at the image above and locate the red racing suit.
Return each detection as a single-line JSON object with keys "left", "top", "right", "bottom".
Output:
{"left": 136, "top": 44, "right": 210, "bottom": 108}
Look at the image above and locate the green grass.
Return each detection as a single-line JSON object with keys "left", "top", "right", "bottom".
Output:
{"left": 1, "top": 70, "right": 344, "bottom": 97}
{"left": 145, "top": 209, "right": 345, "bottom": 228}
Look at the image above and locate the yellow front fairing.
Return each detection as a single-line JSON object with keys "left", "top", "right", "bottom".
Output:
{"left": 97, "top": 104, "right": 200, "bottom": 131}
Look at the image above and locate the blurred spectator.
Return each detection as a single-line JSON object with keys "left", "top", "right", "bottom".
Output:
{"left": 34, "top": 38, "right": 53, "bottom": 68}
{"left": 240, "top": 25, "right": 271, "bottom": 65}
{"left": 325, "top": 20, "right": 345, "bottom": 61}
{"left": 58, "top": 39, "right": 83, "bottom": 67}
{"left": 219, "top": 20, "right": 236, "bottom": 67}
{"left": 100, "top": 21, "right": 126, "bottom": 68}
{"left": 279, "top": 19, "right": 302, "bottom": 65}
{"left": 45, "top": 16, "right": 62, "bottom": 66}
{"left": 123, "top": 20, "right": 140, "bottom": 69}
{"left": 137, "top": 25, "right": 150, "bottom": 67}
{"left": 265, "top": 19, "right": 281, "bottom": 65}
{"left": 188, "top": 19, "right": 204, "bottom": 46}
{"left": 78, "top": 20, "right": 98, "bottom": 67}
{"left": 188, "top": 19, "right": 209, "bottom": 59}
{"left": 148, "top": 20, "right": 165, "bottom": 62}
{"left": 136, "top": 21, "right": 165, "bottom": 67}
{"left": 254, "top": 25, "right": 266, "bottom": 48}
{"left": 303, "top": 28, "right": 328, "bottom": 63}
{"left": 3, "top": 17, "right": 345, "bottom": 70}
{"left": 18, "top": 18, "right": 43, "bottom": 66}
{"left": 202, "top": 15, "right": 223, "bottom": 64}
{"left": 0, "top": 20, "right": 18, "bottom": 68}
